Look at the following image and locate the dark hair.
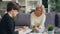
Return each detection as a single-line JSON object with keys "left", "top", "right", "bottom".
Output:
{"left": 7, "top": 2, "right": 19, "bottom": 12}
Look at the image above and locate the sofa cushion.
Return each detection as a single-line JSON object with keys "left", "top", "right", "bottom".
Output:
{"left": 15, "top": 13, "right": 30, "bottom": 27}
{"left": 45, "top": 12, "right": 56, "bottom": 28}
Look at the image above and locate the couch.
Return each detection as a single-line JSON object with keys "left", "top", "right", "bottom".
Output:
{"left": 15, "top": 13, "right": 30, "bottom": 29}
{"left": 15, "top": 12, "right": 60, "bottom": 33}
{"left": 0, "top": 12, "right": 60, "bottom": 33}
{"left": 15, "top": 12, "right": 56, "bottom": 28}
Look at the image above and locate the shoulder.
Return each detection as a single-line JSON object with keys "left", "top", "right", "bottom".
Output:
{"left": 41, "top": 14, "right": 46, "bottom": 19}
{"left": 1, "top": 13, "right": 8, "bottom": 20}
{"left": 31, "top": 12, "right": 35, "bottom": 16}
{"left": 42, "top": 14, "right": 46, "bottom": 17}
{"left": 1, "top": 13, "right": 12, "bottom": 21}
{"left": 2, "top": 13, "right": 8, "bottom": 18}
{"left": 0, "top": 13, "right": 9, "bottom": 23}
{"left": 44, "top": 14, "right": 46, "bottom": 17}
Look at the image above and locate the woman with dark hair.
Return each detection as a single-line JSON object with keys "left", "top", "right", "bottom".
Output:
{"left": 0, "top": 2, "right": 19, "bottom": 34}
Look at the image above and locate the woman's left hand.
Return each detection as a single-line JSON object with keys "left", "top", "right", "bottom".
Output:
{"left": 34, "top": 26, "right": 40, "bottom": 32}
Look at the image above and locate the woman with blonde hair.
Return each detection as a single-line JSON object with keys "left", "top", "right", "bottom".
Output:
{"left": 31, "top": 4, "right": 46, "bottom": 33}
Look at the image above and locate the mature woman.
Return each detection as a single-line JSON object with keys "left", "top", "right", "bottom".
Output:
{"left": 31, "top": 4, "right": 46, "bottom": 33}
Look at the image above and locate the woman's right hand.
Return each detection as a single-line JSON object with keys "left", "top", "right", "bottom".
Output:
{"left": 33, "top": 26, "right": 40, "bottom": 32}
{"left": 15, "top": 28, "right": 23, "bottom": 32}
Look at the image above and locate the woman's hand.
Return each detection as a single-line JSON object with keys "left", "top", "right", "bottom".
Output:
{"left": 22, "top": 26, "right": 29, "bottom": 32}
{"left": 15, "top": 26, "right": 29, "bottom": 32}
{"left": 15, "top": 28, "right": 19, "bottom": 32}
{"left": 15, "top": 28, "right": 22, "bottom": 32}
{"left": 33, "top": 26, "right": 40, "bottom": 32}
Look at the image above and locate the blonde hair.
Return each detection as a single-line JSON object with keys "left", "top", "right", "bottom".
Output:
{"left": 36, "top": 4, "right": 46, "bottom": 14}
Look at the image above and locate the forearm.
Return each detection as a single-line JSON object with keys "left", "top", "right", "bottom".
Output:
{"left": 39, "top": 15, "right": 46, "bottom": 28}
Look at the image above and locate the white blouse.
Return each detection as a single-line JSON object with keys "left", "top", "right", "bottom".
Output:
{"left": 31, "top": 12, "right": 46, "bottom": 28}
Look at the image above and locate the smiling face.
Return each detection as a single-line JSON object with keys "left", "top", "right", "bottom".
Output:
{"left": 36, "top": 6, "right": 42, "bottom": 14}
{"left": 35, "top": 5, "right": 43, "bottom": 17}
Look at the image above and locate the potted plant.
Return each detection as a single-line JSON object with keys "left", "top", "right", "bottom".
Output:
{"left": 48, "top": 25, "right": 54, "bottom": 34}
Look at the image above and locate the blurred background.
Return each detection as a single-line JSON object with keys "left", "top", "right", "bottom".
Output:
{"left": 0, "top": 0, "right": 57, "bottom": 17}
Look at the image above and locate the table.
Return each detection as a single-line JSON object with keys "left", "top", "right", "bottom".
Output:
{"left": 29, "top": 32, "right": 46, "bottom": 34}
{"left": 29, "top": 31, "right": 54, "bottom": 34}
{"left": 18, "top": 28, "right": 54, "bottom": 34}
{"left": 18, "top": 29, "right": 32, "bottom": 34}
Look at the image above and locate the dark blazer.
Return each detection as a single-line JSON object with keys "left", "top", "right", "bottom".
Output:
{"left": 0, "top": 13, "right": 15, "bottom": 34}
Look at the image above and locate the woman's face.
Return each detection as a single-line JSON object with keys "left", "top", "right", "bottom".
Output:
{"left": 36, "top": 7, "right": 42, "bottom": 14}
{"left": 11, "top": 9, "right": 19, "bottom": 17}
{"left": 35, "top": 6, "right": 43, "bottom": 16}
